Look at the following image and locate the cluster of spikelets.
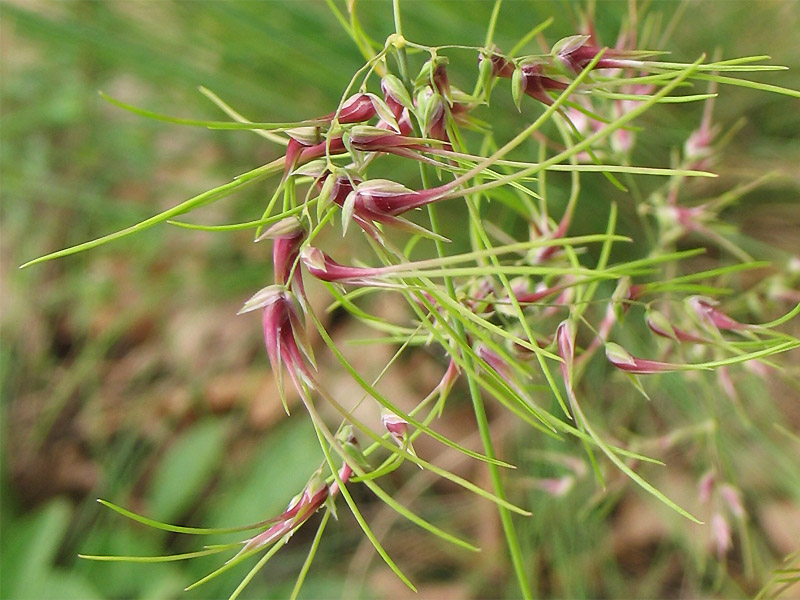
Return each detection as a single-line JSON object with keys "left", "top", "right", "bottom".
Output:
{"left": 70, "top": 12, "right": 800, "bottom": 598}
{"left": 240, "top": 33, "right": 656, "bottom": 404}
{"left": 232, "top": 25, "right": 798, "bottom": 576}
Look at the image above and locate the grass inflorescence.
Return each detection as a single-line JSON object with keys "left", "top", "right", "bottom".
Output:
{"left": 7, "top": 1, "right": 800, "bottom": 598}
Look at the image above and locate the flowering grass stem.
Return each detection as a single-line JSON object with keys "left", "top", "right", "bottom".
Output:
{"left": 26, "top": 2, "right": 800, "bottom": 596}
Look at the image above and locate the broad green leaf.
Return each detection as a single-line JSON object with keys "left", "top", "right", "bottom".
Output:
{"left": 146, "top": 418, "right": 229, "bottom": 523}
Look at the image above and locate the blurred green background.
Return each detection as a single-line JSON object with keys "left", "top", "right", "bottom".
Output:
{"left": 2, "top": 1, "right": 799, "bottom": 599}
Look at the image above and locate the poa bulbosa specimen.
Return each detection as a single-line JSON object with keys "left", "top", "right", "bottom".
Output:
{"left": 20, "top": 1, "right": 800, "bottom": 598}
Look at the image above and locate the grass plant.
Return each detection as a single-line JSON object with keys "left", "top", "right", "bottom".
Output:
{"left": 3, "top": 1, "right": 799, "bottom": 598}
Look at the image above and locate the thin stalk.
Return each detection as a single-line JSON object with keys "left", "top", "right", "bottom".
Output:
{"left": 424, "top": 194, "right": 532, "bottom": 598}
{"left": 324, "top": 0, "right": 374, "bottom": 65}
{"left": 289, "top": 511, "right": 331, "bottom": 600}
{"left": 392, "top": 0, "right": 410, "bottom": 84}
{"left": 465, "top": 362, "right": 532, "bottom": 599}
{"left": 484, "top": 0, "right": 503, "bottom": 48}
{"left": 21, "top": 157, "right": 285, "bottom": 268}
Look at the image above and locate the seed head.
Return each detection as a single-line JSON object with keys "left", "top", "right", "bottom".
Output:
{"left": 605, "top": 342, "right": 684, "bottom": 374}
{"left": 256, "top": 217, "right": 307, "bottom": 296}
{"left": 552, "top": 35, "right": 636, "bottom": 73}
{"left": 239, "top": 287, "right": 315, "bottom": 409}
{"left": 687, "top": 296, "right": 750, "bottom": 333}
{"left": 480, "top": 50, "right": 515, "bottom": 79}
{"left": 300, "top": 246, "right": 380, "bottom": 284}
{"left": 516, "top": 59, "right": 569, "bottom": 106}
{"left": 710, "top": 512, "right": 733, "bottom": 557}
